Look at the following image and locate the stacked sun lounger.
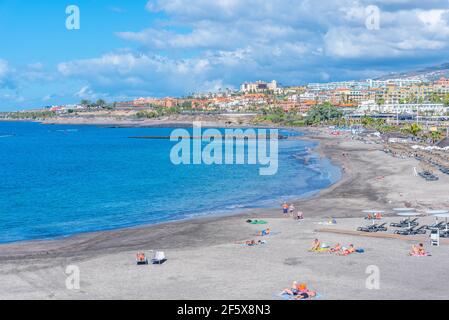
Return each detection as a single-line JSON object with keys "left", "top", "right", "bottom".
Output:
{"left": 418, "top": 171, "right": 439, "bottom": 181}
{"left": 357, "top": 223, "right": 387, "bottom": 233}
{"left": 393, "top": 225, "right": 427, "bottom": 236}
{"left": 389, "top": 218, "right": 429, "bottom": 236}
{"left": 438, "top": 166, "right": 449, "bottom": 175}
{"left": 390, "top": 218, "right": 419, "bottom": 228}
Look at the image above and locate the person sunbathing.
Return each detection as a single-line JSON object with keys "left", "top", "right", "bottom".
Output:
{"left": 241, "top": 239, "right": 267, "bottom": 246}
{"left": 282, "top": 282, "right": 307, "bottom": 296}
{"left": 282, "top": 282, "right": 317, "bottom": 299}
{"left": 258, "top": 228, "right": 271, "bottom": 236}
{"left": 136, "top": 252, "right": 147, "bottom": 263}
{"left": 295, "top": 290, "right": 317, "bottom": 300}
{"left": 310, "top": 239, "right": 321, "bottom": 251}
{"left": 330, "top": 243, "right": 342, "bottom": 253}
{"left": 338, "top": 244, "right": 356, "bottom": 256}
{"left": 246, "top": 240, "right": 257, "bottom": 246}
{"left": 410, "top": 243, "right": 428, "bottom": 256}
{"left": 418, "top": 243, "right": 426, "bottom": 255}
{"left": 409, "top": 244, "right": 420, "bottom": 256}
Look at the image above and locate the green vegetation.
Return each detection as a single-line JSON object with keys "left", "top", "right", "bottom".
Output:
{"left": 252, "top": 107, "right": 305, "bottom": 126}
{"left": 252, "top": 103, "right": 344, "bottom": 127}
{"left": 136, "top": 106, "right": 182, "bottom": 119}
{"left": 80, "top": 99, "right": 113, "bottom": 110}
{"left": 401, "top": 123, "right": 422, "bottom": 137}
{"left": 305, "top": 103, "right": 343, "bottom": 125}
{"left": 6, "top": 111, "right": 56, "bottom": 120}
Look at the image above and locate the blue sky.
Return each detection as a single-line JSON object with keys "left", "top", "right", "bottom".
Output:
{"left": 1, "top": 0, "right": 449, "bottom": 110}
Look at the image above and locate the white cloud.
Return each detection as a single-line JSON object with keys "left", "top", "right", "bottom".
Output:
{"left": 5, "top": 0, "right": 449, "bottom": 110}
{"left": 0, "top": 59, "right": 8, "bottom": 78}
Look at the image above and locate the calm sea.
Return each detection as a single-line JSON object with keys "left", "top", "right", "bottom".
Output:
{"left": 0, "top": 121, "right": 341, "bottom": 243}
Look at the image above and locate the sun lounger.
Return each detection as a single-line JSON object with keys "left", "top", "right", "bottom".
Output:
{"left": 151, "top": 251, "right": 167, "bottom": 265}
{"left": 394, "top": 226, "right": 415, "bottom": 235}
{"left": 425, "top": 222, "right": 444, "bottom": 230}
{"left": 394, "top": 225, "right": 426, "bottom": 235}
{"left": 357, "top": 223, "right": 387, "bottom": 232}
{"left": 440, "top": 231, "right": 449, "bottom": 238}
{"left": 410, "top": 226, "right": 427, "bottom": 235}
{"left": 390, "top": 218, "right": 418, "bottom": 228}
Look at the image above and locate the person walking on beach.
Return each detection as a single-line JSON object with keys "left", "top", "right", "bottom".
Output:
{"left": 289, "top": 204, "right": 295, "bottom": 216}
{"left": 282, "top": 202, "right": 289, "bottom": 216}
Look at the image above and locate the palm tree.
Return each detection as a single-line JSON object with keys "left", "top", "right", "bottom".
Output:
{"left": 408, "top": 123, "right": 422, "bottom": 137}
{"left": 430, "top": 130, "right": 443, "bottom": 143}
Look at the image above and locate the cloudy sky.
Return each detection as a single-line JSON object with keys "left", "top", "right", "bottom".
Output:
{"left": 1, "top": 0, "right": 449, "bottom": 110}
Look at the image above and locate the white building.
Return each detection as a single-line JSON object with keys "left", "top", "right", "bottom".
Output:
{"left": 240, "top": 80, "right": 278, "bottom": 93}
{"left": 358, "top": 102, "right": 448, "bottom": 115}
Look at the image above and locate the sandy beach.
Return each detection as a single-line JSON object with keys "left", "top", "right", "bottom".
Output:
{"left": 1, "top": 126, "right": 448, "bottom": 300}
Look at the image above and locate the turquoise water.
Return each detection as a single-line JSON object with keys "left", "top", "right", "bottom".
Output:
{"left": 0, "top": 122, "right": 341, "bottom": 244}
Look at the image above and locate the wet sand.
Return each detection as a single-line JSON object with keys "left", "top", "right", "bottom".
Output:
{"left": 1, "top": 127, "right": 448, "bottom": 300}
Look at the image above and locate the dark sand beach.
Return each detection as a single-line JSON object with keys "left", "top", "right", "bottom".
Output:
{"left": 1, "top": 126, "right": 448, "bottom": 300}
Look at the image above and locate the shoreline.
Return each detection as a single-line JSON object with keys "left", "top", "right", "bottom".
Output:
{"left": 0, "top": 124, "right": 341, "bottom": 249}
{"left": 1, "top": 123, "right": 449, "bottom": 299}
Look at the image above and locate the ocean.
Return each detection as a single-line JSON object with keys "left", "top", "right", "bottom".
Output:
{"left": 0, "top": 121, "right": 341, "bottom": 243}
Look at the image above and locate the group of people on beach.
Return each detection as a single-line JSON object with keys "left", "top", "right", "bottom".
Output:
{"left": 310, "top": 239, "right": 357, "bottom": 256}
{"left": 282, "top": 202, "right": 304, "bottom": 220}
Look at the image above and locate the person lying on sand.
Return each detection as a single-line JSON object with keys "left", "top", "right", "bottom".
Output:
{"left": 282, "top": 282, "right": 307, "bottom": 296}
{"left": 257, "top": 228, "right": 271, "bottom": 236}
{"left": 236, "top": 240, "right": 267, "bottom": 246}
{"left": 329, "top": 243, "right": 342, "bottom": 253}
{"left": 281, "top": 282, "right": 317, "bottom": 300}
{"left": 337, "top": 244, "right": 356, "bottom": 256}
{"left": 295, "top": 291, "right": 317, "bottom": 300}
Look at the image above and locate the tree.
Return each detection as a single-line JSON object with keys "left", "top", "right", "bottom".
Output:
{"left": 403, "top": 123, "right": 422, "bottom": 137}
{"left": 430, "top": 130, "right": 443, "bottom": 143}
{"left": 305, "top": 102, "right": 343, "bottom": 125}
{"left": 95, "top": 99, "right": 107, "bottom": 108}
{"left": 80, "top": 99, "right": 91, "bottom": 106}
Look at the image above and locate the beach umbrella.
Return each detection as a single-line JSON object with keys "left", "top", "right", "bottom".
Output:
{"left": 362, "top": 210, "right": 385, "bottom": 225}
{"left": 393, "top": 208, "right": 416, "bottom": 212}
{"left": 397, "top": 212, "right": 421, "bottom": 228}
{"left": 426, "top": 210, "right": 449, "bottom": 215}
{"left": 432, "top": 211, "right": 449, "bottom": 232}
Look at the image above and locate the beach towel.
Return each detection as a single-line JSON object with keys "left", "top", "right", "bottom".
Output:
{"left": 317, "top": 221, "right": 337, "bottom": 226}
{"left": 409, "top": 252, "right": 431, "bottom": 257}
{"left": 308, "top": 247, "right": 329, "bottom": 253}
{"left": 247, "top": 220, "right": 268, "bottom": 225}
{"left": 255, "top": 231, "right": 281, "bottom": 237}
